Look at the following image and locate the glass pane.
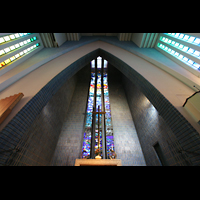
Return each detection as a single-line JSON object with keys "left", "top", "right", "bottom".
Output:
{"left": 91, "top": 59, "right": 95, "bottom": 68}
{"left": 0, "top": 50, "right": 5, "bottom": 56}
{"left": 4, "top": 36, "right": 10, "bottom": 41}
{"left": 14, "top": 33, "right": 20, "bottom": 38}
{"left": 97, "top": 56, "right": 102, "bottom": 68}
{"left": 4, "top": 47, "right": 10, "bottom": 53}
{"left": 82, "top": 57, "right": 115, "bottom": 159}
{"left": 9, "top": 34, "right": 15, "bottom": 39}
{"left": 0, "top": 37, "right": 5, "bottom": 43}
{"left": 188, "top": 36, "right": 195, "bottom": 43}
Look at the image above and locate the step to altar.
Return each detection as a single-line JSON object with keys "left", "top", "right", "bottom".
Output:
{"left": 74, "top": 159, "right": 122, "bottom": 166}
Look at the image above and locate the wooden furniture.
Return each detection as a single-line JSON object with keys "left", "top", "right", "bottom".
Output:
{"left": 0, "top": 93, "right": 24, "bottom": 125}
{"left": 75, "top": 159, "right": 122, "bottom": 166}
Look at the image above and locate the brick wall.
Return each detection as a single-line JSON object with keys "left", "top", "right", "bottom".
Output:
{"left": 51, "top": 65, "right": 90, "bottom": 166}
{"left": 1, "top": 48, "right": 200, "bottom": 166}
{"left": 0, "top": 49, "right": 99, "bottom": 166}
{"left": 108, "top": 65, "right": 146, "bottom": 166}
{"left": 100, "top": 49, "right": 200, "bottom": 166}
{"left": 122, "top": 75, "right": 187, "bottom": 165}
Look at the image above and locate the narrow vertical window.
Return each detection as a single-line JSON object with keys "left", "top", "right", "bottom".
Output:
{"left": 153, "top": 142, "right": 168, "bottom": 166}
{"left": 81, "top": 57, "right": 115, "bottom": 159}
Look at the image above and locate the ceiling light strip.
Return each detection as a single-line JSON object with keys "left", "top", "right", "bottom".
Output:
{"left": 164, "top": 33, "right": 200, "bottom": 46}
{"left": 0, "top": 36, "right": 37, "bottom": 57}
{"left": 157, "top": 43, "right": 200, "bottom": 71}
{"left": 0, "top": 43, "right": 40, "bottom": 69}
{"left": 159, "top": 36, "right": 200, "bottom": 59}
{"left": 0, "top": 33, "right": 32, "bottom": 45}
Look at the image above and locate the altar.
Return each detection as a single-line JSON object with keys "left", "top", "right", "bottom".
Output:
{"left": 75, "top": 159, "right": 122, "bottom": 166}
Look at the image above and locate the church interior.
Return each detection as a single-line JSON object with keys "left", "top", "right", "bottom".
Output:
{"left": 0, "top": 33, "right": 200, "bottom": 166}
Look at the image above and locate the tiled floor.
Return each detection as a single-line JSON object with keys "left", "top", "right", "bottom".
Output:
{"left": 109, "top": 81, "right": 146, "bottom": 166}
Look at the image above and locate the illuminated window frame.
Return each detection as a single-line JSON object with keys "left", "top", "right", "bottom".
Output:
{"left": 0, "top": 36, "right": 37, "bottom": 57}
{"left": 159, "top": 36, "right": 200, "bottom": 59}
{"left": 0, "top": 33, "right": 32, "bottom": 44}
{"left": 164, "top": 33, "right": 200, "bottom": 46}
{"left": 91, "top": 58, "right": 108, "bottom": 69}
{"left": 157, "top": 43, "right": 200, "bottom": 71}
{"left": 0, "top": 43, "right": 40, "bottom": 69}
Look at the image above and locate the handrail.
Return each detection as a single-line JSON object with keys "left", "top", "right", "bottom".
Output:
{"left": 182, "top": 86, "right": 200, "bottom": 107}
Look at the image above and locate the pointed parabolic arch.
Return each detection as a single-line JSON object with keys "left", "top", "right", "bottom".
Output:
{"left": 1, "top": 40, "right": 200, "bottom": 166}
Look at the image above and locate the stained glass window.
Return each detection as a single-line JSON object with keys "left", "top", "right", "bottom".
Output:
{"left": 81, "top": 57, "right": 115, "bottom": 159}
{"left": 81, "top": 72, "right": 95, "bottom": 158}
{"left": 103, "top": 71, "right": 115, "bottom": 158}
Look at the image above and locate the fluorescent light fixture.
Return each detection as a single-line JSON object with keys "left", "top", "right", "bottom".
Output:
{"left": 194, "top": 38, "right": 200, "bottom": 45}
{"left": 0, "top": 62, "right": 5, "bottom": 67}
{"left": 183, "top": 35, "right": 189, "bottom": 40}
{"left": 188, "top": 36, "right": 195, "bottom": 42}
{"left": 15, "top": 43, "right": 20, "bottom": 48}
{"left": 15, "top": 54, "right": 20, "bottom": 58}
{"left": 10, "top": 56, "right": 16, "bottom": 61}
{"left": 19, "top": 42, "right": 24, "bottom": 46}
{"left": 19, "top": 51, "right": 24, "bottom": 56}
{"left": 174, "top": 52, "right": 179, "bottom": 56}
{"left": 5, "top": 59, "right": 11, "bottom": 64}
{"left": 182, "top": 46, "right": 189, "bottom": 52}
{"left": 167, "top": 48, "right": 172, "bottom": 53}
{"left": 167, "top": 39, "right": 172, "bottom": 44}
{"left": 9, "top": 34, "right": 16, "bottom": 39}
{"left": 0, "top": 50, "right": 5, "bottom": 56}
{"left": 193, "top": 62, "right": 200, "bottom": 69}
{"left": 0, "top": 37, "right": 5, "bottom": 43}
{"left": 4, "top": 36, "right": 10, "bottom": 41}
{"left": 164, "top": 38, "right": 168, "bottom": 42}
{"left": 171, "top": 41, "right": 175, "bottom": 45}
{"left": 4, "top": 47, "right": 10, "bottom": 53}
{"left": 178, "top": 54, "right": 184, "bottom": 59}
{"left": 179, "top": 44, "right": 184, "bottom": 49}
{"left": 175, "top": 33, "right": 180, "bottom": 37}
{"left": 10, "top": 45, "right": 15, "bottom": 51}
{"left": 179, "top": 34, "right": 184, "bottom": 39}
{"left": 170, "top": 50, "right": 175, "bottom": 54}
{"left": 161, "top": 37, "right": 165, "bottom": 41}
{"left": 188, "top": 59, "right": 194, "bottom": 65}
{"left": 188, "top": 48, "right": 194, "bottom": 54}
{"left": 15, "top": 33, "right": 20, "bottom": 38}
{"left": 194, "top": 50, "right": 200, "bottom": 57}
{"left": 183, "top": 57, "right": 188, "bottom": 62}
{"left": 175, "top": 42, "right": 179, "bottom": 47}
